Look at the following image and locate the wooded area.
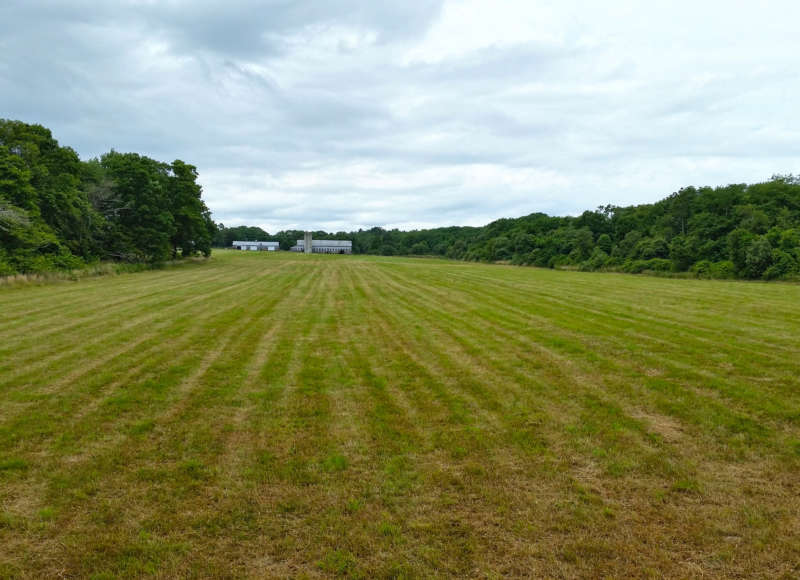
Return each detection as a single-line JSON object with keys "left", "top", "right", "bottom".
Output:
{"left": 0, "top": 119, "right": 215, "bottom": 275}
{"left": 3, "top": 119, "right": 798, "bottom": 281}
{"left": 217, "top": 176, "right": 800, "bottom": 280}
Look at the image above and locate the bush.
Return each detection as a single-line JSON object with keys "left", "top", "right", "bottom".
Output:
{"left": 410, "top": 241, "right": 430, "bottom": 255}
{"left": 710, "top": 260, "right": 736, "bottom": 279}
{"left": 762, "top": 250, "right": 797, "bottom": 280}
{"left": 622, "top": 259, "right": 642, "bottom": 273}
{"left": 0, "top": 259, "right": 15, "bottom": 277}
{"left": 529, "top": 249, "right": 550, "bottom": 267}
{"left": 744, "top": 237, "right": 773, "bottom": 278}
{"left": 693, "top": 260, "right": 737, "bottom": 279}
{"left": 647, "top": 258, "right": 673, "bottom": 272}
{"left": 634, "top": 237, "right": 669, "bottom": 260}
{"left": 624, "top": 258, "right": 671, "bottom": 274}
{"left": 11, "top": 249, "right": 85, "bottom": 274}
{"left": 50, "top": 250, "right": 85, "bottom": 271}
{"left": 510, "top": 253, "right": 527, "bottom": 266}
{"left": 691, "top": 260, "right": 713, "bottom": 278}
{"left": 579, "top": 248, "right": 609, "bottom": 271}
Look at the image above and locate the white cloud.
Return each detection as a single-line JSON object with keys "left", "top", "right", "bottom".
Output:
{"left": 404, "top": 0, "right": 567, "bottom": 63}
{"left": 1, "top": 0, "right": 798, "bottom": 233}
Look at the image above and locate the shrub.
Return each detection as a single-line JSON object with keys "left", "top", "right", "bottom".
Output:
{"left": 0, "top": 259, "right": 15, "bottom": 277}
{"left": 710, "top": 260, "right": 736, "bottom": 279}
{"left": 691, "top": 260, "right": 713, "bottom": 278}
{"left": 409, "top": 241, "right": 430, "bottom": 255}
{"left": 624, "top": 258, "right": 671, "bottom": 274}
{"left": 580, "top": 248, "right": 609, "bottom": 271}
{"left": 763, "top": 250, "right": 797, "bottom": 280}
{"left": 510, "top": 253, "right": 526, "bottom": 266}
{"left": 744, "top": 237, "right": 773, "bottom": 278}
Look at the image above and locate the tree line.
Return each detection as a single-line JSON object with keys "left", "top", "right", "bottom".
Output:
{"left": 217, "top": 176, "right": 800, "bottom": 280}
{"left": 0, "top": 120, "right": 215, "bottom": 275}
{"left": 5, "top": 119, "right": 796, "bottom": 281}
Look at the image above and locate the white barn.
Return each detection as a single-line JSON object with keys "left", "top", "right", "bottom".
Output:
{"left": 232, "top": 241, "right": 280, "bottom": 251}
{"left": 290, "top": 239, "right": 352, "bottom": 254}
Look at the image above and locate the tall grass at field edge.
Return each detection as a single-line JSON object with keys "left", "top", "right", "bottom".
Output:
{"left": 0, "top": 257, "right": 211, "bottom": 288}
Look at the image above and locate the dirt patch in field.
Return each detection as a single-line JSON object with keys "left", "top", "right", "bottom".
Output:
{"left": 631, "top": 409, "right": 686, "bottom": 442}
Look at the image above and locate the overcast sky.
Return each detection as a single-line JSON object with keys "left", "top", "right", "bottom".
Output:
{"left": 2, "top": 1, "right": 799, "bottom": 232}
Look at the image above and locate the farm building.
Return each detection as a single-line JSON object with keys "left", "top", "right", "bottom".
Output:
{"left": 232, "top": 241, "right": 280, "bottom": 251}
{"left": 290, "top": 234, "right": 352, "bottom": 254}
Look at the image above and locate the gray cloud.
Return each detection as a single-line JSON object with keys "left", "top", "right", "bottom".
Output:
{"left": 1, "top": 0, "right": 799, "bottom": 233}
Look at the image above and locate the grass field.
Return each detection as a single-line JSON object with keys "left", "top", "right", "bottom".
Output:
{"left": 1, "top": 250, "right": 799, "bottom": 578}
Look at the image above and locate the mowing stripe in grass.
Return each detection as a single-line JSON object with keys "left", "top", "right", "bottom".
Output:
{"left": 377, "top": 262, "right": 795, "bottom": 453}
{"left": 2, "top": 252, "right": 798, "bottom": 578}
{"left": 0, "top": 262, "right": 290, "bottom": 386}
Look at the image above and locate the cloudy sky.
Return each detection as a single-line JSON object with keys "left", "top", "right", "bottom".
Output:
{"left": 1, "top": 1, "right": 798, "bottom": 232}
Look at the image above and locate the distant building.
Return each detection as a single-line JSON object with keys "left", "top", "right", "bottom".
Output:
{"left": 232, "top": 241, "right": 279, "bottom": 251}
{"left": 290, "top": 232, "right": 352, "bottom": 254}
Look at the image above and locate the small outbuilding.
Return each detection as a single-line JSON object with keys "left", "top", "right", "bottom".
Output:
{"left": 232, "top": 241, "right": 280, "bottom": 252}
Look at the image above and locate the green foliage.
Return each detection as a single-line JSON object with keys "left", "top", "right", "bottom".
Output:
{"left": 213, "top": 224, "right": 270, "bottom": 248}
{"left": 222, "top": 176, "right": 800, "bottom": 281}
{"left": 410, "top": 240, "right": 430, "bottom": 255}
{"left": 99, "top": 151, "right": 174, "bottom": 262}
{"left": 763, "top": 249, "right": 797, "bottom": 280}
{"left": 623, "top": 258, "right": 672, "bottom": 274}
{"left": 744, "top": 237, "right": 773, "bottom": 279}
{"left": 168, "top": 160, "right": 215, "bottom": 258}
{"left": 668, "top": 235, "right": 697, "bottom": 271}
{"left": 0, "top": 119, "right": 214, "bottom": 274}
{"left": 5, "top": 117, "right": 798, "bottom": 282}
{"left": 580, "top": 248, "right": 609, "bottom": 271}
{"left": 596, "top": 233, "right": 612, "bottom": 254}
{"left": 711, "top": 260, "right": 736, "bottom": 279}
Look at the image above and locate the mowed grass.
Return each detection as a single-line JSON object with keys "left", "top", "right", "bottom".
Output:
{"left": 1, "top": 251, "right": 799, "bottom": 578}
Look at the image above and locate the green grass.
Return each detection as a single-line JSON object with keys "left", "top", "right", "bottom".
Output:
{"left": 1, "top": 250, "right": 799, "bottom": 578}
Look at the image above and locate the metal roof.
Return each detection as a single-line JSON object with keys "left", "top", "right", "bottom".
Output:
{"left": 232, "top": 240, "right": 279, "bottom": 246}
{"left": 295, "top": 239, "right": 352, "bottom": 247}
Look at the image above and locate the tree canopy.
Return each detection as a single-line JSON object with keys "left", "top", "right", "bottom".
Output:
{"left": 0, "top": 119, "right": 215, "bottom": 275}
{"left": 4, "top": 119, "right": 798, "bottom": 282}
{"left": 216, "top": 176, "right": 800, "bottom": 281}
